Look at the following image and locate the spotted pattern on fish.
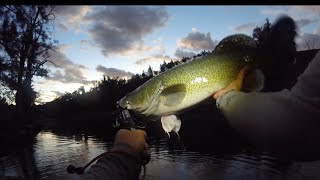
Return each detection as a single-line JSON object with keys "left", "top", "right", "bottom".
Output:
{"left": 118, "top": 34, "right": 260, "bottom": 117}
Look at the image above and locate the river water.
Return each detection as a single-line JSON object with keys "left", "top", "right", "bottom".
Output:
{"left": 1, "top": 130, "right": 320, "bottom": 180}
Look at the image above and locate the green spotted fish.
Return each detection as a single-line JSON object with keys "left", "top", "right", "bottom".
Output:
{"left": 117, "top": 34, "right": 264, "bottom": 136}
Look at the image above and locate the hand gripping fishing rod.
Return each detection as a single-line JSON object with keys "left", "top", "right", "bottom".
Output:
{"left": 67, "top": 109, "right": 150, "bottom": 179}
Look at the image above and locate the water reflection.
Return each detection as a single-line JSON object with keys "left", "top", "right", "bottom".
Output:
{"left": 0, "top": 145, "right": 40, "bottom": 179}
{"left": 1, "top": 131, "right": 320, "bottom": 180}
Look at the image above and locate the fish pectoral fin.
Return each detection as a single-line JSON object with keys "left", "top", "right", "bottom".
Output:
{"left": 161, "top": 115, "right": 182, "bottom": 137}
{"left": 167, "top": 132, "right": 170, "bottom": 138}
{"left": 243, "top": 68, "right": 265, "bottom": 92}
{"left": 160, "top": 84, "right": 186, "bottom": 107}
{"left": 172, "top": 116, "right": 181, "bottom": 134}
{"left": 161, "top": 115, "right": 177, "bottom": 135}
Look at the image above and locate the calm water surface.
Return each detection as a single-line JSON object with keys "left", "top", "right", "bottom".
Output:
{"left": 1, "top": 131, "right": 320, "bottom": 180}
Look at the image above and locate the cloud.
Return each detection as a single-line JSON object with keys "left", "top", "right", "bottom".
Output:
{"left": 57, "top": 44, "right": 70, "bottom": 53}
{"left": 57, "top": 23, "right": 68, "bottom": 32}
{"left": 47, "top": 46, "right": 87, "bottom": 69}
{"left": 315, "top": 27, "right": 320, "bottom": 35}
{"left": 135, "top": 54, "right": 173, "bottom": 65}
{"left": 96, "top": 65, "right": 134, "bottom": 78}
{"left": 296, "top": 19, "right": 318, "bottom": 28}
{"left": 80, "top": 40, "right": 88, "bottom": 46}
{"left": 261, "top": 6, "right": 320, "bottom": 27}
{"left": 151, "top": 37, "right": 166, "bottom": 54}
{"left": 232, "top": 23, "right": 257, "bottom": 34}
{"left": 51, "top": 90, "right": 65, "bottom": 97}
{"left": 45, "top": 45, "right": 91, "bottom": 84}
{"left": 174, "top": 49, "right": 196, "bottom": 58}
{"left": 288, "top": 6, "right": 320, "bottom": 17}
{"left": 260, "top": 7, "right": 288, "bottom": 17}
{"left": 79, "top": 40, "right": 95, "bottom": 50}
{"left": 54, "top": 6, "right": 92, "bottom": 32}
{"left": 46, "top": 69, "right": 91, "bottom": 85}
{"left": 177, "top": 28, "right": 217, "bottom": 51}
{"left": 85, "top": 6, "right": 169, "bottom": 56}
{"left": 296, "top": 33, "right": 320, "bottom": 51}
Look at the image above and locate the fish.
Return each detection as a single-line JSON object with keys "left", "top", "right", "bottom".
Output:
{"left": 117, "top": 34, "right": 264, "bottom": 137}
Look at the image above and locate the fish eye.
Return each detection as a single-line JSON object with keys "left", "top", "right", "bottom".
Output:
{"left": 126, "top": 100, "right": 131, "bottom": 105}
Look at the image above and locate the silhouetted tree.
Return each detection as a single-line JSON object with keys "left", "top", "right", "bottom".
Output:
{"left": 141, "top": 70, "right": 146, "bottom": 78}
{"left": 253, "top": 15, "right": 297, "bottom": 91}
{"left": 270, "top": 16, "right": 297, "bottom": 62}
{"left": 181, "top": 57, "right": 191, "bottom": 63}
{"left": 160, "top": 61, "right": 167, "bottom": 72}
{"left": 200, "top": 50, "right": 208, "bottom": 57}
{"left": 252, "top": 18, "right": 272, "bottom": 48}
{"left": 0, "top": 5, "right": 57, "bottom": 123}
{"left": 166, "top": 60, "right": 175, "bottom": 69}
{"left": 147, "top": 65, "right": 154, "bottom": 76}
{"left": 0, "top": 96, "right": 9, "bottom": 112}
{"left": 72, "top": 86, "right": 85, "bottom": 97}
{"left": 133, "top": 73, "right": 141, "bottom": 80}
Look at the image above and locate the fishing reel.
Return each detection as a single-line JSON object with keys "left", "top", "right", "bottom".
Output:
{"left": 113, "top": 109, "right": 150, "bottom": 166}
{"left": 113, "top": 109, "right": 146, "bottom": 130}
{"left": 67, "top": 109, "right": 150, "bottom": 175}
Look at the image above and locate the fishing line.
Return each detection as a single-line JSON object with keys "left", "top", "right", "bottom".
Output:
{"left": 67, "top": 151, "right": 148, "bottom": 180}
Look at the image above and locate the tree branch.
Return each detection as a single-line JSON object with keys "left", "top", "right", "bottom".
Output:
{"left": 31, "top": 58, "right": 58, "bottom": 77}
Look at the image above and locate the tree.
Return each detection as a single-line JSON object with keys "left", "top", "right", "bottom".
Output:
{"left": 252, "top": 16, "right": 297, "bottom": 91}
{"left": 0, "top": 6, "right": 57, "bottom": 121}
{"left": 201, "top": 50, "right": 209, "bottom": 57}
{"left": 147, "top": 65, "right": 154, "bottom": 76}
{"left": 181, "top": 57, "right": 191, "bottom": 63}
{"left": 0, "top": 96, "right": 9, "bottom": 111}
{"left": 160, "top": 61, "right": 167, "bottom": 72}
{"left": 166, "top": 60, "right": 175, "bottom": 69}
{"left": 252, "top": 18, "right": 272, "bottom": 48}
{"left": 141, "top": 70, "right": 146, "bottom": 78}
{"left": 252, "top": 16, "right": 296, "bottom": 62}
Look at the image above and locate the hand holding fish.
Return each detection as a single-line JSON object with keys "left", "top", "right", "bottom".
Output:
{"left": 213, "top": 65, "right": 252, "bottom": 100}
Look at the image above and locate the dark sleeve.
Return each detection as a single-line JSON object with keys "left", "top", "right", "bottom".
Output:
{"left": 216, "top": 90, "right": 320, "bottom": 160}
{"left": 74, "top": 150, "right": 142, "bottom": 180}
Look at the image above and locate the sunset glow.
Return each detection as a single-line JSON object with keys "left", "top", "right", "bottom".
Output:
{"left": 33, "top": 6, "right": 320, "bottom": 103}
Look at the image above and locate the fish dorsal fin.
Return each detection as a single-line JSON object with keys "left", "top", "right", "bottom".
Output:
{"left": 160, "top": 84, "right": 186, "bottom": 107}
{"left": 243, "top": 68, "right": 265, "bottom": 92}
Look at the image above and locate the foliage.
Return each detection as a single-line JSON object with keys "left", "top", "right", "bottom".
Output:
{"left": 252, "top": 16, "right": 296, "bottom": 62}
{"left": 252, "top": 18, "right": 272, "bottom": 48}
{"left": 252, "top": 15, "right": 297, "bottom": 91}
{"left": 0, "top": 5, "right": 57, "bottom": 115}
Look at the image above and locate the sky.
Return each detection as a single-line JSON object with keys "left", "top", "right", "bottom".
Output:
{"left": 33, "top": 5, "right": 320, "bottom": 103}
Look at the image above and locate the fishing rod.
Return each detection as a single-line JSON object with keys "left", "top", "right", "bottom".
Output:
{"left": 66, "top": 109, "right": 150, "bottom": 179}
